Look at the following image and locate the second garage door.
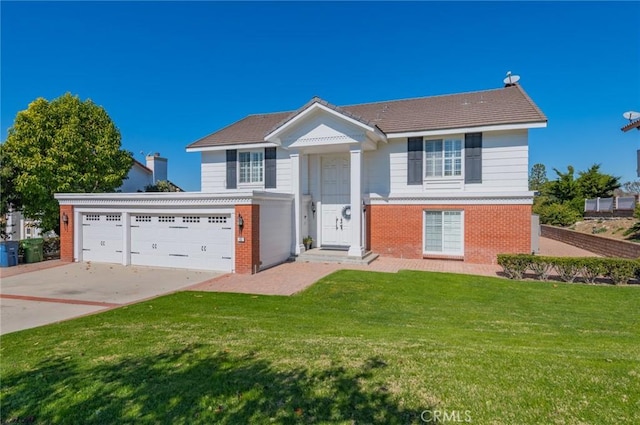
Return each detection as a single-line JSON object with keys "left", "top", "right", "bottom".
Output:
{"left": 130, "top": 214, "right": 234, "bottom": 271}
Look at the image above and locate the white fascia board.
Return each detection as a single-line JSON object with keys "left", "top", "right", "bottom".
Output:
{"left": 186, "top": 142, "right": 280, "bottom": 153}
{"left": 366, "top": 191, "right": 535, "bottom": 205}
{"left": 265, "top": 103, "right": 377, "bottom": 143}
{"left": 54, "top": 190, "right": 294, "bottom": 207}
{"left": 387, "top": 122, "right": 547, "bottom": 140}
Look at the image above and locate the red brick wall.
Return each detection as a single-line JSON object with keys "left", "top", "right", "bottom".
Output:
{"left": 369, "top": 204, "right": 531, "bottom": 264}
{"left": 235, "top": 204, "right": 260, "bottom": 274}
{"left": 541, "top": 224, "right": 640, "bottom": 258}
{"left": 59, "top": 205, "right": 74, "bottom": 262}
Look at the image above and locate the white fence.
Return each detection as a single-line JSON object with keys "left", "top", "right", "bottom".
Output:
{"left": 584, "top": 196, "right": 636, "bottom": 213}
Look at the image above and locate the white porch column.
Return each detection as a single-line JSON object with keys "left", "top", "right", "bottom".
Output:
{"left": 291, "top": 152, "right": 306, "bottom": 255}
{"left": 348, "top": 148, "right": 365, "bottom": 257}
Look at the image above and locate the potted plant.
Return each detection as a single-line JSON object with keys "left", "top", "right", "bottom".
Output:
{"left": 303, "top": 235, "right": 313, "bottom": 250}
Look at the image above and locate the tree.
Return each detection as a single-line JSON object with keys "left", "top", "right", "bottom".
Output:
{"left": 576, "top": 164, "right": 620, "bottom": 199}
{"left": 1, "top": 93, "right": 132, "bottom": 233}
{"left": 528, "top": 163, "right": 548, "bottom": 191}
{"left": 144, "top": 180, "right": 181, "bottom": 192}
{"left": 545, "top": 166, "right": 581, "bottom": 203}
{"left": 620, "top": 180, "right": 640, "bottom": 195}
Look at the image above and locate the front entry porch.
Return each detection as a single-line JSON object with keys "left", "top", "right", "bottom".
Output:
{"left": 296, "top": 247, "right": 379, "bottom": 265}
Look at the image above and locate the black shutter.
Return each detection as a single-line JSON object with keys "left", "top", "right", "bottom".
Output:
{"left": 407, "top": 137, "right": 423, "bottom": 185}
{"left": 465, "top": 133, "right": 482, "bottom": 183}
{"left": 226, "top": 149, "right": 237, "bottom": 189}
{"left": 265, "top": 147, "right": 277, "bottom": 189}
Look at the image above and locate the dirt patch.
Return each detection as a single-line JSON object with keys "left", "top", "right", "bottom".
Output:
{"left": 569, "top": 218, "right": 639, "bottom": 242}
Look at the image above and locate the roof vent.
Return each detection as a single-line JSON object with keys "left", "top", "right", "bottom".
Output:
{"left": 503, "top": 71, "right": 520, "bottom": 87}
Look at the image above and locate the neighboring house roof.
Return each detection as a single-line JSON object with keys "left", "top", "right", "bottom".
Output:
{"left": 621, "top": 118, "right": 640, "bottom": 132}
{"left": 187, "top": 84, "right": 547, "bottom": 149}
{"left": 132, "top": 159, "right": 153, "bottom": 174}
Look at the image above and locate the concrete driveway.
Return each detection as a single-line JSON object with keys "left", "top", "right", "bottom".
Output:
{"left": 0, "top": 262, "right": 222, "bottom": 335}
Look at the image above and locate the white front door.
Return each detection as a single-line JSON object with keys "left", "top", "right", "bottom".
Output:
{"left": 321, "top": 155, "right": 351, "bottom": 247}
{"left": 82, "top": 213, "right": 123, "bottom": 264}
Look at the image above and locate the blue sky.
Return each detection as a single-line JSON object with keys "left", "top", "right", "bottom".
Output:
{"left": 2, "top": 1, "right": 639, "bottom": 192}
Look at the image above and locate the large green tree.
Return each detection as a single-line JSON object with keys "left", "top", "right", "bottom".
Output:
{"left": 1, "top": 93, "right": 132, "bottom": 233}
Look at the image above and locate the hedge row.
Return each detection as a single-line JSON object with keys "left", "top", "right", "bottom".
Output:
{"left": 497, "top": 254, "right": 639, "bottom": 285}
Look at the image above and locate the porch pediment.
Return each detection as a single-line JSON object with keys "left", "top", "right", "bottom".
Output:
{"left": 265, "top": 98, "right": 387, "bottom": 150}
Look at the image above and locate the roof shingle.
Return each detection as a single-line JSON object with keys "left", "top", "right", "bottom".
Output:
{"left": 187, "top": 85, "right": 546, "bottom": 149}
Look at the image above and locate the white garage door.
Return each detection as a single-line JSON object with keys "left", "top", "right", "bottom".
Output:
{"left": 130, "top": 214, "right": 233, "bottom": 271}
{"left": 82, "top": 213, "right": 123, "bottom": 263}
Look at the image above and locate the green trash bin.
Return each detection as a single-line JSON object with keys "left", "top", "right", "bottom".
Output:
{"left": 21, "top": 238, "right": 44, "bottom": 263}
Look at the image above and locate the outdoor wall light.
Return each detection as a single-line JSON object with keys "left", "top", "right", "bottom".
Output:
{"left": 237, "top": 214, "right": 244, "bottom": 230}
{"left": 62, "top": 212, "right": 69, "bottom": 230}
{"left": 311, "top": 201, "right": 316, "bottom": 217}
{"left": 362, "top": 200, "right": 367, "bottom": 213}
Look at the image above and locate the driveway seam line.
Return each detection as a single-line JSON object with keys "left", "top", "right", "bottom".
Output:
{"left": 0, "top": 294, "right": 121, "bottom": 308}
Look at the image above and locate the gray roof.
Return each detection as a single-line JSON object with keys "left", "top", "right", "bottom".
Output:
{"left": 187, "top": 84, "right": 547, "bottom": 149}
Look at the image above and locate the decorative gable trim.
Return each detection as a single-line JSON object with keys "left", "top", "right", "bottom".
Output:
{"left": 265, "top": 101, "right": 386, "bottom": 144}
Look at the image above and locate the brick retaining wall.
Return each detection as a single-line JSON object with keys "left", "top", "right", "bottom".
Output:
{"left": 541, "top": 225, "right": 640, "bottom": 259}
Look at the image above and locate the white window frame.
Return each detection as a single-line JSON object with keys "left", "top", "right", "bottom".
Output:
{"left": 238, "top": 150, "right": 264, "bottom": 185}
{"left": 423, "top": 210, "right": 464, "bottom": 256}
{"left": 424, "top": 137, "right": 463, "bottom": 179}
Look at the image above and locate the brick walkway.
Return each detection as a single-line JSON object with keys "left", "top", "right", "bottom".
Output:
{"left": 188, "top": 237, "right": 601, "bottom": 296}
{"left": 2, "top": 237, "right": 602, "bottom": 297}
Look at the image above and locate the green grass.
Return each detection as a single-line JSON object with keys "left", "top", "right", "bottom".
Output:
{"left": 1, "top": 270, "right": 639, "bottom": 424}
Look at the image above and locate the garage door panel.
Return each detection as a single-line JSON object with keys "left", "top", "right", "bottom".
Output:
{"left": 82, "top": 214, "right": 123, "bottom": 264}
{"left": 130, "top": 214, "right": 233, "bottom": 272}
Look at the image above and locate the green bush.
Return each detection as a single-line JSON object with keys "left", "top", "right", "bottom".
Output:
{"left": 497, "top": 254, "right": 533, "bottom": 280}
{"left": 529, "top": 256, "right": 554, "bottom": 281}
{"left": 578, "top": 258, "right": 607, "bottom": 284}
{"left": 604, "top": 259, "right": 638, "bottom": 285}
{"left": 497, "top": 254, "right": 638, "bottom": 285}
{"left": 536, "top": 202, "right": 582, "bottom": 226}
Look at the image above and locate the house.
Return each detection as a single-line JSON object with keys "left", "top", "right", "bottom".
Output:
{"left": 55, "top": 83, "right": 547, "bottom": 273}
{"left": 118, "top": 153, "right": 181, "bottom": 192}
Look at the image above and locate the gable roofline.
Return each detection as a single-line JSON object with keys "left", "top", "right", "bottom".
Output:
{"left": 132, "top": 159, "right": 152, "bottom": 174}
{"left": 186, "top": 84, "right": 547, "bottom": 149}
{"left": 622, "top": 118, "right": 640, "bottom": 132}
{"left": 264, "top": 96, "right": 386, "bottom": 144}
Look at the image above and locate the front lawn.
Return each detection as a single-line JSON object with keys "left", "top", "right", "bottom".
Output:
{"left": 1, "top": 270, "right": 638, "bottom": 424}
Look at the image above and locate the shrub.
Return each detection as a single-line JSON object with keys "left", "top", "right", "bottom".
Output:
{"left": 497, "top": 254, "right": 533, "bottom": 280}
{"left": 536, "top": 203, "right": 582, "bottom": 227}
{"left": 604, "top": 259, "right": 638, "bottom": 285}
{"left": 552, "top": 258, "right": 581, "bottom": 283}
{"left": 43, "top": 237, "right": 60, "bottom": 258}
{"left": 528, "top": 256, "right": 554, "bottom": 281}
{"left": 578, "top": 258, "right": 607, "bottom": 284}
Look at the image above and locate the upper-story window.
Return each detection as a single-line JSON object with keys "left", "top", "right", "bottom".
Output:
{"left": 425, "top": 138, "right": 462, "bottom": 177}
{"left": 239, "top": 151, "right": 263, "bottom": 184}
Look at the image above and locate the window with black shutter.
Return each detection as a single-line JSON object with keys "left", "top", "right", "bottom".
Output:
{"left": 264, "top": 147, "right": 277, "bottom": 189}
{"left": 407, "top": 137, "right": 423, "bottom": 185}
{"left": 464, "top": 133, "right": 482, "bottom": 184}
{"left": 226, "top": 149, "right": 237, "bottom": 189}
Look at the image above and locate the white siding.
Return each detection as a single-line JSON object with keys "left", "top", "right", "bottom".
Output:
{"left": 259, "top": 198, "right": 294, "bottom": 270}
{"left": 201, "top": 149, "right": 294, "bottom": 194}
{"left": 465, "top": 130, "right": 529, "bottom": 193}
{"left": 119, "top": 164, "right": 153, "bottom": 193}
{"left": 201, "top": 151, "right": 227, "bottom": 192}
{"left": 363, "top": 129, "right": 529, "bottom": 196}
{"left": 282, "top": 112, "right": 365, "bottom": 148}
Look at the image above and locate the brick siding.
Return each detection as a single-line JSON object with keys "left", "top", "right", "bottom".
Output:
{"left": 235, "top": 204, "right": 260, "bottom": 274}
{"left": 59, "top": 205, "right": 74, "bottom": 262}
{"left": 369, "top": 204, "right": 531, "bottom": 264}
{"left": 541, "top": 224, "right": 640, "bottom": 259}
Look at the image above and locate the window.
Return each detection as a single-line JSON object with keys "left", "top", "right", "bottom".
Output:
{"left": 425, "top": 139, "right": 462, "bottom": 177}
{"left": 424, "top": 211, "right": 463, "bottom": 255}
{"left": 239, "top": 151, "right": 264, "bottom": 184}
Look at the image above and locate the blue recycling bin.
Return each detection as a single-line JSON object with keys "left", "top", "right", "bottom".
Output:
{"left": 0, "top": 241, "right": 19, "bottom": 267}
